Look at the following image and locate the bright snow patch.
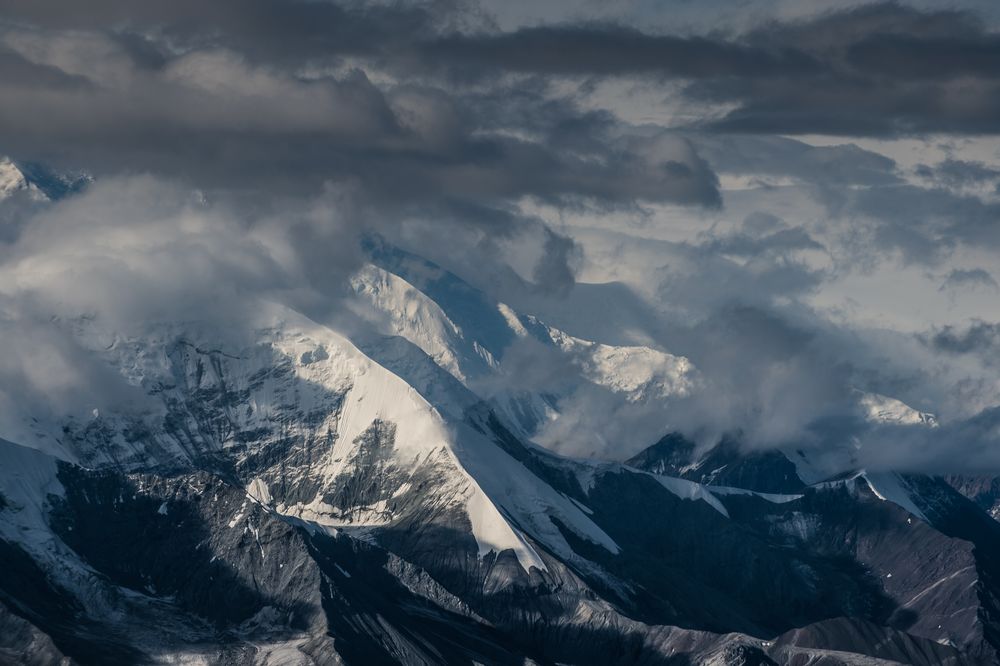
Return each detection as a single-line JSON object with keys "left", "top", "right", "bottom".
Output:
{"left": 862, "top": 472, "right": 929, "bottom": 522}
{"left": 859, "top": 392, "right": 938, "bottom": 427}
{"left": 350, "top": 264, "right": 497, "bottom": 382}
{"left": 0, "top": 158, "right": 46, "bottom": 201}
{"left": 247, "top": 478, "right": 273, "bottom": 506}
{"left": 0, "top": 438, "right": 65, "bottom": 551}
{"left": 707, "top": 486, "right": 803, "bottom": 504}
{"left": 545, "top": 327, "right": 694, "bottom": 402}
{"left": 646, "top": 473, "right": 731, "bottom": 518}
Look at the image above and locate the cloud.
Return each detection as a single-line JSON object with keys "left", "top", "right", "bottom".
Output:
{"left": 858, "top": 406, "right": 1000, "bottom": 474}
{"left": 0, "top": 174, "right": 382, "bottom": 446}
{"left": 418, "top": 3, "right": 1000, "bottom": 137}
{"left": 531, "top": 228, "right": 581, "bottom": 297}
{"left": 416, "top": 24, "right": 822, "bottom": 78}
{"left": 0, "top": 7, "right": 724, "bottom": 329}
{"left": 940, "top": 268, "right": 998, "bottom": 292}
{"left": 511, "top": 188, "right": 1000, "bottom": 470}
{"left": 0, "top": 0, "right": 449, "bottom": 65}
{"left": 847, "top": 184, "right": 1000, "bottom": 261}
{"left": 926, "top": 320, "right": 1000, "bottom": 357}
{"left": 1, "top": 0, "right": 999, "bottom": 476}
{"left": 0, "top": 9, "right": 726, "bottom": 207}
{"left": 657, "top": 304, "right": 860, "bottom": 448}
{"left": 701, "top": 2, "right": 1000, "bottom": 135}
{"left": 695, "top": 134, "right": 900, "bottom": 186}
{"left": 696, "top": 216, "right": 826, "bottom": 258}
{"left": 0, "top": 176, "right": 354, "bottom": 326}
{"left": 916, "top": 159, "right": 1000, "bottom": 188}
{"left": 657, "top": 239, "right": 827, "bottom": 317}
{"left": 628, "top": 296, "right": 1000, "bottom": 473}
{"left": 691, "top": 133, "right": 1000, "bottom": 269}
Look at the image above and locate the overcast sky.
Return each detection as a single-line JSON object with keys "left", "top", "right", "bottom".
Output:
{"left": 1, "top": 0, "right": 999, "bottom": 470}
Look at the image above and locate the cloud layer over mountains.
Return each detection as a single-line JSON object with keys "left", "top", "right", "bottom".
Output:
{"left": 1, "top": 1, "right": 999, "bottom": 471}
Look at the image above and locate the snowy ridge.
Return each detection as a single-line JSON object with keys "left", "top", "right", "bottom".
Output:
{"left": 267, "top": 308, "right": 621, "bottom": 569}
{"left": 559, "top": 455, "right": 756, "bottom": 520}
{"left": 706, "top": 485, "right": 803, "bottom": 504}
{"left": 263, "top": 309, "right": 550, "bottom": 571}
{"left": 861, "top": 471, "right": 929, "bottom": 522}
{"left": 349, "top": 264, "right": 497, "bottom": 383}
{"left": 812, "top": 469, "right": 929, "bottom": 522}
{"left": 342, "top": 251, "right": 941, "bottom": 539}
{"left": 352, "top": 246, "right": 697, "bottom": 445}
{"left": 648, "top": 473, "right": 732, "bottom": 517}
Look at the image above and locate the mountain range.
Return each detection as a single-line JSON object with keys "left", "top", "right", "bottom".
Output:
{"left": 2, "top": 162, "right": 999, "bottom": 666}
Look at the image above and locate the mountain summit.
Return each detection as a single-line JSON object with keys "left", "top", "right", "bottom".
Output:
{"left": 0, "top": 228, "right": 997, "bottom": 665}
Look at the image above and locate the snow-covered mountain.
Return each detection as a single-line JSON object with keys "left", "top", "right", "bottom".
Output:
{"left": 1, "top": 186, "right": 999, "bottom": 664}
{"left": 354, "top": 241, "right": 697, "bottom": 453}
{"left": 858, "top": 392, "right": 939, "bottom": 428}
{"left": 0, "top": 158, "right": 45, "bottom": 202}
{"left": 0, "top": 157, "right": 88, "bottom": 203}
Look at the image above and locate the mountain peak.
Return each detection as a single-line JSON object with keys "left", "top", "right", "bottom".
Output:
{"left": 0, "top": 156, "right": 89, "bottom": 202}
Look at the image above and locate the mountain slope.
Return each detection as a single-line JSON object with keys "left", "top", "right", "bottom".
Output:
{"left": 0, "top": 236, "right": 997, "bottom": 663}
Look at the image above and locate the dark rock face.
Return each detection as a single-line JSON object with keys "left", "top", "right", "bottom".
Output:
{"left": 721, "top": 643, "right": 777, "bottom": 666}
{"left": 720, "top": 478, "right": 991, "bottom": 661}
{"left": 22, "top": 464, "right": 543, "bottom": 665}
{"left": 559, "top": 469, "right": 889, "bottom": 636}
{"left": 0, "top": 537, "right": 142, "bottom": 665}
{"left": 60, "top": 338, "right": 347, "bottom": 499}
{"left": 49, "top": 466, "right": 326, "bottom": 631}
{"left": 0, "top": 600, "right": 75, "bottom": 666}
{"left": 943, "top": 474, "right": 1000, "bottom": 519}
{"left": 2, "top": 426, "right": 995, "bottom": 665}
{"left": 627, "top": 433, "right": 806, "bottom": 494}
{"left": 769, "top": 617, "right": 972, "bottom": 665}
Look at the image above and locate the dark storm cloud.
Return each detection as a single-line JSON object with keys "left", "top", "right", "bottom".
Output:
{"left": 0, "top": 14, "right": 723, "bottom": 213}
{"left": 3, "top": 0, "right": 994, "bottom": 225}
{"left": 5, "top": 0, "right": 1000, "bottom": 199}
{"left": 413, "top": 2, "right": 1000, "bottom": 136}
{"left": 423, "top": 2, "right": 1000, "bottom": 137}
{"left": 0, "top": 47, "right": 92, "bottom": 89}
{"left": 0, "top": 0, "right": 444, "bottom": 64}
{"left": 0, "top": 8, "right": 720, "bottom": 302}
{"left": 701, "top": 3, "right": 1000, "bottom": 135}
{"left": 417, "top": 25, "right": 822, "bottom": 78}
